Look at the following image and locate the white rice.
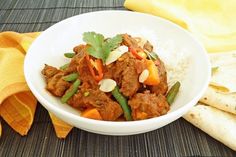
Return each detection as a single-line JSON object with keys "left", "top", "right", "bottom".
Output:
{"left": 157, "top": 40, "right": 190, "bottom": 88}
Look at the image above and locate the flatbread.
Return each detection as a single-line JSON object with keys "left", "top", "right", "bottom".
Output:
{"left": 200, "top": 86, "right": 236, "bottom": 115}
{"left": 124, "top": 0, "right": 236, "bottom": 52}
{"left": 183, "top": 104, "right": 236, "bottom": 151}
{"left": 209, "top": 51, "right": 236, "bottom": 93}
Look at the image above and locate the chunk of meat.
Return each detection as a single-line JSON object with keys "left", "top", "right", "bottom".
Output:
{"left": 104, "top": 53, "right": 140, "bottom": 97}
{"left": 41, "top": 65, "right": 71, "bottom": 97}
{"left": 122, "top": 33, "right": 167, "bottom": 95}
{"left": 65, "top": 44, "right": 88, "bottom": 74}
{"left": 120, "top": 64, "right": 140, "bottom": 97}
{"left": 149, "top": 58, "right": 168, "bottom": 95}
{"left": 122, "top": 34, "right": 153, "bottom": 52}
{"left": 143, "top": 41, "right": 153, "bottom": 52}
{"left": 77, "top": 56, "right": 98, "bottom": 88}
{"left": 41, "top": 64, "right": 60, "bottom": 81}
{"left": 135, "top": 59, "right": 146, "bottom": 74}
{"left": 68, "top": 86, "right": 123, "bottom": 121}
{"left": 73, "top": 44, "right": 87, "bottom": 55}
{"left": 122, "top": 34, "right": 139, "bottom": 48}
{"left": 128, "top": 91, "right": 169, "bottom": 120}
{"left": 103, "top": 63, "right": 116, "bottom": 79}
{"left": 122, "top": 34, "right": 143, "bottom": 51}
{"left": 64, "top": 48, "right": 97, "bottom": 88}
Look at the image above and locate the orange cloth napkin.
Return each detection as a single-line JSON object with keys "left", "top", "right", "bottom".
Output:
{"left": 0, "top": 32, "right": 72, "bottom": 138}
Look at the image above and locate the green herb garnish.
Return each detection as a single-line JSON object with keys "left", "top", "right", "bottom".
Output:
{"left": 64, "top": 52, "right": 75, "bottom": 58}
{"left": 83, "top": 32, "right": 122, "bottom": 63}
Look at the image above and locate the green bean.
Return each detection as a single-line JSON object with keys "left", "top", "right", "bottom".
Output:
{"left": 166, "top": 81, "right": 181, "bottom": 105}
{"left": 60, "top": 63, "right": 69, "bottom": 70}
{"left": 64, "top": 53, "right": 75, "bottom": 58}
{"left": 63, "top": 73, "right": 79, "bottom": 82}
{"left": 149, "top": 52, "right": 159, "bottom": 60}
{"left": 145, "top": 50, "right": 159, "bottom": 61}
{"left": 112, "top": 86, "right": 132, "bottom": 121}
{"left": 61, "top": 79, "right": 81, "bottom": 103}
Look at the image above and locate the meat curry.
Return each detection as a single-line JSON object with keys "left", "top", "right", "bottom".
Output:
{"left": 42, "top": 32, "right": 180, "bottom": 121}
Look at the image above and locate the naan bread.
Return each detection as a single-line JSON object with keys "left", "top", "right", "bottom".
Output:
{"left": 183, "top": 104, "right": 236, "bottom": 151}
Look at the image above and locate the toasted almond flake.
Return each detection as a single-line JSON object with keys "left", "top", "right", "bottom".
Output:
{"left": 99, "top": 79, "right": 117, "bottom": 92}
{"left": 105, "top": 45, "right": 128, "bottom": 65}
{"left": 139, "top": 69, "right": 149, "bottom": 83}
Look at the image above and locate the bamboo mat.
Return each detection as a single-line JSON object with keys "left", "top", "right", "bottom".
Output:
{"left": 0, "top": 0, "right": 235, "bottom": 156}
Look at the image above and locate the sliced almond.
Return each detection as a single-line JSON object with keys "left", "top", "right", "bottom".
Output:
{"left": 105, "top": 45, "right": 128, "bottom": 65}
{"left": 99, "top": 79, "right": 117, "bottom": 92}
{"left": 139, "top": 69, "right": 149, "bottom": 83}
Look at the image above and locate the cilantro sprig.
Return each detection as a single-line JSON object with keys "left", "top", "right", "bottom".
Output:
{"left": 83, "top": 32, "right": 122, "bottom": 63}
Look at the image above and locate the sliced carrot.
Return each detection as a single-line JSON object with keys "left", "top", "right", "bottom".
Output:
{"left": 81, "top": 108, "right": 102, "bottom": 120}
{"left": 144, "top": 60, "right": 160, "bottom": 85}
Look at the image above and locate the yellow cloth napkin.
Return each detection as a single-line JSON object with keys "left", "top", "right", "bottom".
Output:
{"left": 0, "top": 32, "right": 72, "bottom": 138}
{"left": 124, "top": 0, "right": 236, "bottom": 53}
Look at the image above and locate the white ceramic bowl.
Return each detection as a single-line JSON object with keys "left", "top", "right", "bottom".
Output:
{"left": 24, "top": 10, "right": 211, "bottom": 135}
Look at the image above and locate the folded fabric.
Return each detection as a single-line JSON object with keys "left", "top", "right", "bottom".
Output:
{"left": 49, "top": 113, "right": 73, "bottom": 138}
{"left": 124, "top": 0, "right": 236, "bottom": 53}
{"left": 0, "top": 32, "right": 72, "bottom": 138}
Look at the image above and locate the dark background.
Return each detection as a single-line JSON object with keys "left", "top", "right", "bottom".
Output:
{"left": 0, "top": 0, "right": 235, "bottom": 156}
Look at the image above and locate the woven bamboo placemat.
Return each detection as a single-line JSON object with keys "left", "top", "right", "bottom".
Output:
{"left": 0, "top": 0, "right": 235, "bottom": 156}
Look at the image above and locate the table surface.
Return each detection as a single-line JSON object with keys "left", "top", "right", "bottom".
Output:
{"left": 0, "top": 0, "right": 235, "bottom": 156}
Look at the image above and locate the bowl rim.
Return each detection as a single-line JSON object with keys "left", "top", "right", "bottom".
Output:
{"left": 24, "top": 10, "right": 211, "bottom": 127}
